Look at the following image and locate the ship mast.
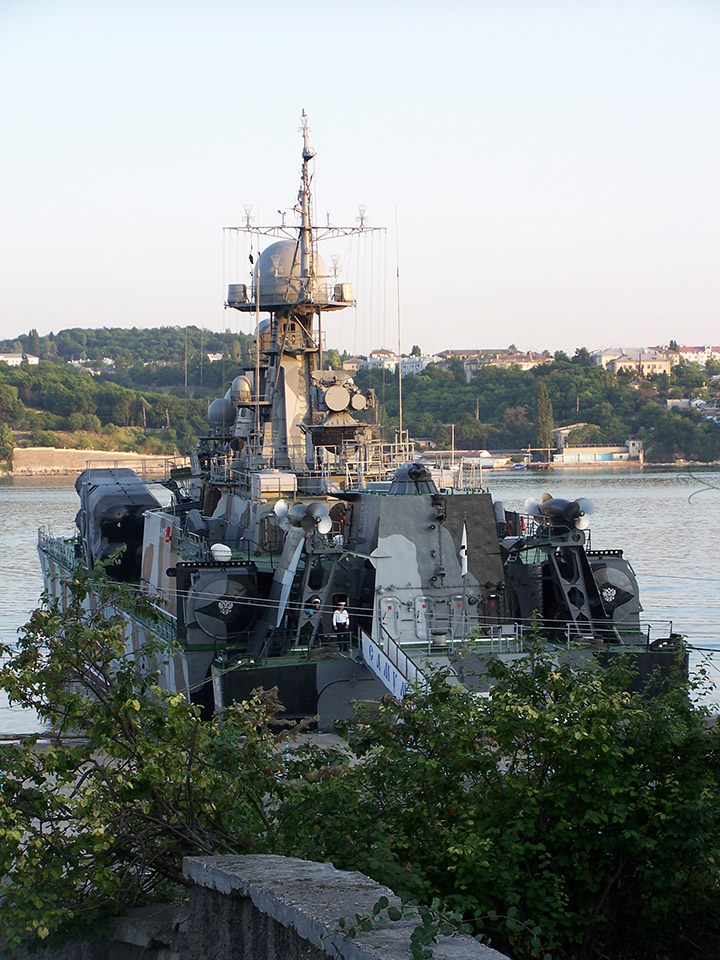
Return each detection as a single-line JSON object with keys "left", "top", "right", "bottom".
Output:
{"left": 223, "top": 115, "right": 387, "bottom": 476}
{"left": 299, "top": 110, "right": 315, "bottom": 294}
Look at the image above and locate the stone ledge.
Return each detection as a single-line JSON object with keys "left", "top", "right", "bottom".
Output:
{"left": 183, "top": 854, "right": 510, "bottom": 960}
{"left": 1, "top": 856, "right": 513, "bottom": 960}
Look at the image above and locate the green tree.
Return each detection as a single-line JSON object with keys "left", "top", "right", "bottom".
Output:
{"left": 279, "top": 657, "right": 720, "bottom": 960}
{"left": 572, "top": 347, "right": 593, "bottom": 367}
{"left": 28, "top": 328, "right": 40, "bottom": 356}
{"left": 0, "top": 384, "right": 24, "bottom": 426}
{"left": 0, "top": 570, "right": 298, "bottom": 950}
{"left": 324, "top": 348, "right": 342, "bottom": 370}
{"left": 1, "top": 573, "right": 719, "bottom": 960}
{"left": 535, "top": 381, "right": 554, "bottom": 454}
{"left": 566, "top": 424, "right": 604, "bottom": 445}
{"left": 0, "top": 422, "right": 14, "bottom": 463}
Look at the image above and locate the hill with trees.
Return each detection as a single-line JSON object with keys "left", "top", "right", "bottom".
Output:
{"left": 0, "top": 360, "right": 207, "bottom": 458}
{"left": 359, "top": 349, "right": 720, "bottom": 462}
{"left": 2, "top": 326, "right": 719, "bottom": 462}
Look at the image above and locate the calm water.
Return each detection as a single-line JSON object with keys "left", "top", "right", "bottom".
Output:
{"left": 2, "top": 468, "right": 719, "bottom": 733}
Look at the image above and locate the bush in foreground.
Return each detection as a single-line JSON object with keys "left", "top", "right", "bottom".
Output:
{"left": 1, "top": 569, "right": 719, "bottom": 959}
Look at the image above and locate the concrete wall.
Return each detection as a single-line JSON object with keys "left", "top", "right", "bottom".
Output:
{"left": 3, "top": 856, "right": 512, "bottom": 960}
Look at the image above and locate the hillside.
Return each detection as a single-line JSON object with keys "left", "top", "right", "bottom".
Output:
{"left": 2, "top": 328, "right": 720, "bottom": 464}
{"left": 358, "top": 351, "right": 720, "bottom": 462}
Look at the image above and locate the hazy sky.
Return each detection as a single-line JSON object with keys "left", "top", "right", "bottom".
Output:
{"left": 2, "top": 0, "right": 719, "bottom": 357}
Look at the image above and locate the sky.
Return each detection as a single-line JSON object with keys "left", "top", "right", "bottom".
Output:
{"left": 2, "top": 0, "right": 719, "bottom": 358}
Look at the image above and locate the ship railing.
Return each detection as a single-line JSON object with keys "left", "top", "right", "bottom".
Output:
{"left": 233, "top": 539, "right": 279, "bottom": 565}
{"left": 208, "top": 438, "right": 418, "bottom": 493}
{"left": 175, "top": 529, "right": 280, "bottom": 566}
{"left": 472, "top": 624, "right": 525, "bottom": 654}
{"left": 342, "top": 435, "right": 416, "bottom": 489}
{"left": 37, "top": 527, "right": 81, "bottom": 572}
{"left": 176, "top": 529, "right": 211, "bottom": 561}
{"left": 209, "top": 459, "right": 341, "bottom": 498}
{"left": 210, "top": 459, "right": 236, "bottom": 485}
{"left": 306, "top": 633, "right": 353, "bottom": 657}
{"left": 372, "top": 624, "right": 427, "bottom": 687}
{"left": 122, "top": 599, "right": 178, "bottom": 646}
{"left": 82, "top": 456, "right": 190, "bottom": 483}
{"left": 561, "top": 620, "right": 675, "bottom": 647}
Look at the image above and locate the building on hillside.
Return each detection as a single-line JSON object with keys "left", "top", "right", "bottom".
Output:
{"left": 439, "top": 348, "right": 488, "bottom": 361}
{"left": 593, "top": 347, "right": 676, "bottom": 375}
{"left": 602, "top": 349, "right": 671, "bottom": 377}
{"left": 356, "top": 351, "right": 439, "bottom": 377}
{"left": 638, "top": 351, "right": 671, "bottom": 376}
{"left": 479, "top": 351, "right": 550, "bottom": 372}
{"left": 678, "top": 346, "right": 708, "bottom": 365}
{"left": 676, "top": 345, "right": 720, "bottom": 367}
{"left": 441, "top": 349, "right": 551, "bottom": 383}
{"left": 592, "top": 347, "right": 648, "bottom": 368}
{"left": 399, "top": 355, "right": 438, "bottom": 377}
{"left": 553, "top": 438, "right": 643, "bottom": 464}
{"left": 206, "top": 352, "right": 224, "bottom": 363}
{"left": 592, "top": 348, "right": 625, "bottom": 368}
{"left": 607, "top": 354, "right": 638, "bottom": 374}
{"left": 552, "top": 423, "right": 589, "bottom": 450}
{"left": 359, "top": 349, "right": 398, "bottom": 373}
{"left": 341, "top": 357, "right": 361, "bottom": 373}
{"left": 0, "top": 353, "right": 39, "bottom": 366}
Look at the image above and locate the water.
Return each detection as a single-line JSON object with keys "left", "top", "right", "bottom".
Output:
{"left": 1, "top": 468, "right": 719, "bottom": 733}
{"left": 0, "top": 477, "right": 79, "bottom": 736}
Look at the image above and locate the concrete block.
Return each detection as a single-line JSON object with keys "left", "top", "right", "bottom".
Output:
{"left": 183, "top": 855, "right": 510, "bottom": 960}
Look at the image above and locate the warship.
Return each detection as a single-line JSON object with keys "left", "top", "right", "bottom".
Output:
{"left": 37, "top": 115, "right": 685, "bottom": 726}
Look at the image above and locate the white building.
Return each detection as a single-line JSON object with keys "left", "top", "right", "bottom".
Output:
{"left": 676, "top": 345, "right": 720, "bottom": 367}
{"left": 359, "top": 349, "right": 398, "bottom": 373}
{"left": 553, "top": 438, "right": 643, "bottom": 464}
{"left": 399, "top": 355, "right": 438, "bottom": 377}
{"left": 0, "top": 353, "right": 39, "bottom": 366}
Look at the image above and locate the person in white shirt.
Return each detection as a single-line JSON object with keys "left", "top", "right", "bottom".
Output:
{"left": 332, "top": 601, "right": 350, "bottom": 633}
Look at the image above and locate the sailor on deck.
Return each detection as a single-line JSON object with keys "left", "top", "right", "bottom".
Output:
{"left": 332, "top": 601, "right": 350, "bottom": 634}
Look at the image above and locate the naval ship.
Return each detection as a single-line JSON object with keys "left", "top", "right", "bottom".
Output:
{"left": 37, "top": 116, "right": 685, "bottom": 726}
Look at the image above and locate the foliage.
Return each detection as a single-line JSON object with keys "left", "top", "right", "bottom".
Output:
{"left": 356, "top": 352, "right": 720, "bottom": 461}
{"left": 0, "top": 361, "right": 209, "bottom": 455}
{"left": 28, "top": 429, "right": 61, "bottom": 447}
{"left": 4, "top": 326, "right": 720, "bottom": 460}
{"left": 0, "top": 325, "right": 255, "bottom": 371}
{"left": 535, "top": 382, "right": 554, "bottom": 452}
{"left": 0, "top": 421, "right": 14, "bottom": 464}
{"left": 0, "top": 569, "right": 311, "bottom": 950}
{"left": 275, "top": 657, "right": 720, "bottom": 960}
{"left": 2, "top": 577, "right": 720, "bottom": 958}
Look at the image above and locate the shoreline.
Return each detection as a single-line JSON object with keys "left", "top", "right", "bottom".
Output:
{"left": 3, "top": 447, "right": 718, "bottom": 479}
{"left": 6, "top": 447, "right": 177, "bottom": 477}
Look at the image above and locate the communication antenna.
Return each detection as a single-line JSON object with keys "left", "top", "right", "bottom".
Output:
{"left": 395, "top": 207, "right": 403, "bottom": 441}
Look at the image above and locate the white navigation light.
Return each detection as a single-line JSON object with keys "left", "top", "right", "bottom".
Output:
{"left": 210, "top": 543, "right": 233, "bottom": 562}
